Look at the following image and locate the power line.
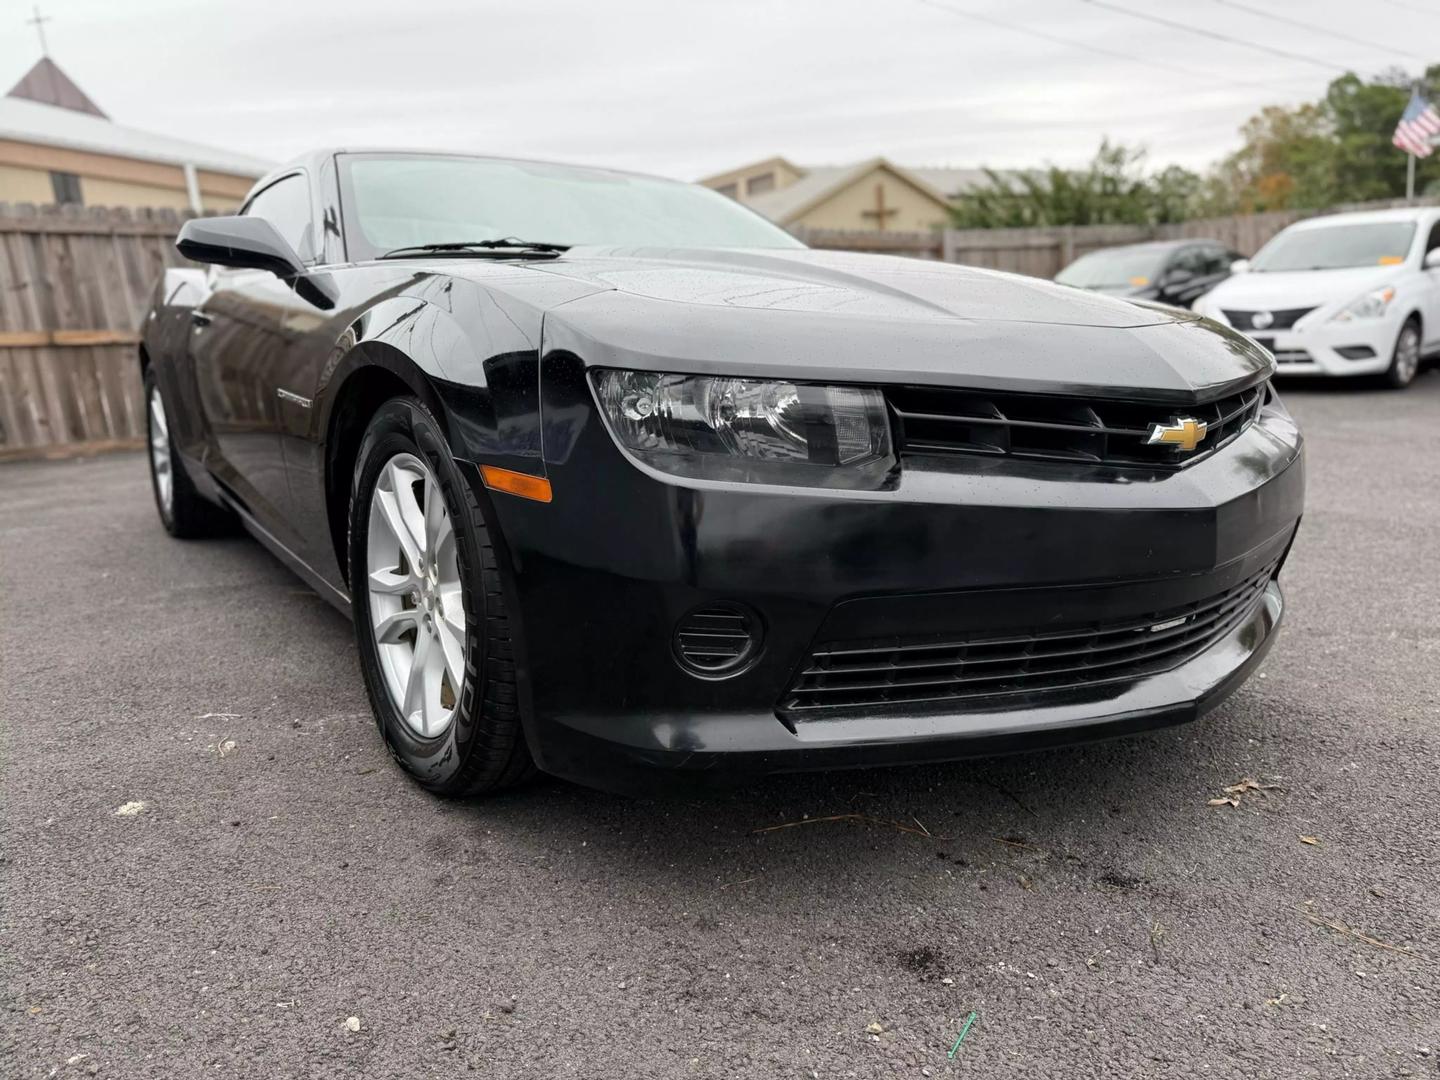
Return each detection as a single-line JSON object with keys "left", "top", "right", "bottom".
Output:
{"left": 1078, "top": 0, "right": 1351, "bottom": 73}
{"left": 915, "top": 0, "right": 1321, "bottom": 93}
{"left": 1210, "top": 0, "right": 1425, "bottom": 63}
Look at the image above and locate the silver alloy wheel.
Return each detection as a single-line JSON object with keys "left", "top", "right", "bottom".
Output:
{"left": 148, "top": 384, "right": 173, "bottom": 514}
{"left": 366, "top": 452, "right": 467, "bottom": 739}
{"left": 1395, "top": 324, "right": 1421, "bottom": 384}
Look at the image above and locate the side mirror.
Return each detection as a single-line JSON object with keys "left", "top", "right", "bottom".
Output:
{"left": 1424, "top": 249, "right": 1440, "bottom": 270}
{"left": 1229, "top": 258, "right": 1250, "bottom": 274}
{"left": 177, "top": 216, "right": 305, "bottom": 280}
{"left": 176, "top": 215, "right": 336, "bottom": 309}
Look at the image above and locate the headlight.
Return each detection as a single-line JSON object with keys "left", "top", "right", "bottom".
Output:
{"left": 592, "top": 369, "right": 893, "bottom": 488}
{"left": 1332, "top": 285, "right": 1396, "bottom": 322}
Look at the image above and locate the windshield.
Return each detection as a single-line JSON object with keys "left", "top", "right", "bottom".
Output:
{"left": 1250, "top": 222, "right": 1415, "bottom": 272}
{"left": 338, "top": 154, "right": 803, "bottom": 259}
{"left": 1055, "top": 247, "right": 1167, "bottom": 289}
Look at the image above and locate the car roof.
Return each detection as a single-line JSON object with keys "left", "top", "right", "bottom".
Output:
{"left": 1285, "top": 207, "right": 1439, "bottom": 231}
{"left": 1078, "top": 239, "right": 1222, "bottom": 256}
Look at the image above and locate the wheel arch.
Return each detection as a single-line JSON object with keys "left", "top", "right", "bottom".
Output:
{"left": 322, "top": 343, "right": 450, "bottom": 587}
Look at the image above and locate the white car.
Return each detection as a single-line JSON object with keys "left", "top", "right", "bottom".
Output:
{"left": 1194, "top": 208, "right": 1439, "bottom": 389}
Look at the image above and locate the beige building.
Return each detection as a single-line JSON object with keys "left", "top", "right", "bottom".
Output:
{"left": 0, "top": 57, "right": 270, "bottom": 212}
{"left": 700, "top": 156, "right": 995, "bottom": 232}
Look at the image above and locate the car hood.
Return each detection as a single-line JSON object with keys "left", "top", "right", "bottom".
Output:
{"left": 511, "top": 247, "right": 1272, "bottom": 402}
{"left": 1203, "top": 265, "right": 1397, "bottom": 310}
{"left": 532, "top": 247, "right": 1172, "bottom": 327}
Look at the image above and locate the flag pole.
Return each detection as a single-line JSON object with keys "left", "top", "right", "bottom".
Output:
{"left": 1408, "top": 151, "right": 1416, "bottom": 203}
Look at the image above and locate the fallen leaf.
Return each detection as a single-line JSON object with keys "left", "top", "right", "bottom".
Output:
{"left": 1299, "top": 835, "right": 1320, "bottom": 845}
{"left": 1223, "top": 777, "right": 1282, "bottom": 796}
{"left": 114, "top": 801, "right": 147, "bottom": 816}
{"left": 217, "top": 739, "right": 237, "bottom": 757}
{"left": 344, "top": 1016, "right": 361, "bottom": 1033}
{"left": 864, "top": 1022, "right": 884, "bottom": 1035}
{"left": 1209, "top": 776, "right": 1283, "bottom": 808}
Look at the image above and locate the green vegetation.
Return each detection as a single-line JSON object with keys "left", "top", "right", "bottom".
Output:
{"left": 951, "top": 66, "right": 1440, "bottom": 228}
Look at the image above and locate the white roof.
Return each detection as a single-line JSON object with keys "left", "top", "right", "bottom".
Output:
{"left": 1288, "top": 206, "right": 1438, "bottom": 229}
{"left": 0, "top": 95, "right": 271, "bottom": 177}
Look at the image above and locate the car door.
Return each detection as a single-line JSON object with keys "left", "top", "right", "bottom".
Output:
{"left": 189, "top": 172, "right": 318, "bottom": 546}
{"left": 1416, "top": 216, "right": 1440, "bottom": 353}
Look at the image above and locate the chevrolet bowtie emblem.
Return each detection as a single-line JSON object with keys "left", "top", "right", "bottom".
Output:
{"left": 1146, "top": 417, "right": 1209, "bottom": 452}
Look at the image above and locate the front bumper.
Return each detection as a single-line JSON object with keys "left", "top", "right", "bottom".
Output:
{"left": 458, "top": 364, "right": 1305, "bottom": 794}
{"left": 1210, "top": 311, "right": 1400, "bottom": 377}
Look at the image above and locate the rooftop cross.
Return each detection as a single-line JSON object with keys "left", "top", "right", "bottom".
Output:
{"left": 26, "top": 5, "right": 52, "bottom": 57}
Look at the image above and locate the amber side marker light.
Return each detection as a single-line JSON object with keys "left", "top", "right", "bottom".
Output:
{"left": 479, "top": 465, "right": 553, "bottom": 503}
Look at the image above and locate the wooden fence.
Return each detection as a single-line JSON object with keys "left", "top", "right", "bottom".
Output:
{"left": 0, "top": 203, "right": 193, "bottom": 460}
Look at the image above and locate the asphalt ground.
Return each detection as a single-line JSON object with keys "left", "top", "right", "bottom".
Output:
{"left": 2, "top": 373, "right": 1438, "bottom": 1079}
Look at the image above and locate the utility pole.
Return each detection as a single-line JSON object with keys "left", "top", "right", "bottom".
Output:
{"left": 1407, "top": 150, "right": 1416, "bottom": 203}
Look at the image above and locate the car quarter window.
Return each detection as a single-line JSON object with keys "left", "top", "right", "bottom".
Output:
{"left": 243, "top": 174, "right": 315, "bottom": 263}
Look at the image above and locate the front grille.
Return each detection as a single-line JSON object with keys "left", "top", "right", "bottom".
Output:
{"left": 781, "top": 561, "right": 1277, "bottom": 714}
{"left": 888, "top": 382, "right": 1264, "bottom": 470}
{"left": 1272, "top": 349, "right": 1313, "bottom": 365}
{"left": 1223, "top": 307, "right": 1315, "bottom": 331}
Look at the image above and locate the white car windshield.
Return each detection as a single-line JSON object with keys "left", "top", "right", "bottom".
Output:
{"left": 338, "top": 154, "right": 804, "bottom": 258}
{"left": 1250, "top": 222, "right": 1415, "bottom": 272}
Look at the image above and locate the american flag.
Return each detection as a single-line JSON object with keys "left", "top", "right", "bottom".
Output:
{"left": 1393, "top": 90, "right": 1440, "bottom": 158}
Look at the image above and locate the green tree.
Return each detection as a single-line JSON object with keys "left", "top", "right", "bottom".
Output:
{"left": 950, "top": 141, "right": 1202, "bottom": 228}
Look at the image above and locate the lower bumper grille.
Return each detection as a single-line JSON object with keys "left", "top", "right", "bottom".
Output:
{"left": 1272, "top": 349, "right": 1313, "bottom": 365}
{"left": 781, "top": 562, "right": 1277, "bottom": 713}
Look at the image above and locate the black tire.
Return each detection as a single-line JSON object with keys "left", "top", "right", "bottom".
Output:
{"left": 143, "top": 366, "right": 235, "bottom": 539}
{"left": 348, "top": 397, "right": 535, "bottom": 797}
{"left": 1383, "top": 317, "right": 1422, "bottom": 390}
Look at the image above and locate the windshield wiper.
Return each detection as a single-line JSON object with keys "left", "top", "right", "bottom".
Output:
{"left": 378, "top": 238, "right": 570, "bottom": 260}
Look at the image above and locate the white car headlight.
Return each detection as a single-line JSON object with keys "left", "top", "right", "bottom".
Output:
{"left": 1332, "top": 285, "right": 1396, "bottom": 322}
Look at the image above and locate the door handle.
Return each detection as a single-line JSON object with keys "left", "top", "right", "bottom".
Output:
{"left": 189, "top": 310, "right": 213, "bottom": 328}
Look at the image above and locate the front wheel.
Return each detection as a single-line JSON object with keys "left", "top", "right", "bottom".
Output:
{"left": 348, "top": 398, "right": 534, "bottom": 797}
{"left": 1383, "top": 318, "right": 1422, "bottom": 389}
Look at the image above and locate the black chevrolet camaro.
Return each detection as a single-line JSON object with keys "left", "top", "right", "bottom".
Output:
{"left": 141, "top": 149, "right": 1304, "bottom": 796}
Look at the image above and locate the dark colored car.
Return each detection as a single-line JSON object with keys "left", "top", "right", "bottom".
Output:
{"left": 141, "top": 149, "right": 1304, "bottom": 797}
{"left": 1056, "top": 239, "right": 1244, "bottom": 307}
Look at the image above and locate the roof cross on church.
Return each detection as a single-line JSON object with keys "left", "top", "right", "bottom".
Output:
{"left": 26, "top": 6, "right": 52, "bottom": 57}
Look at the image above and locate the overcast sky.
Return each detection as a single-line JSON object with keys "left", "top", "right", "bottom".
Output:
{"left": 3, "top": 0, "right": 1436, "bottom": 180}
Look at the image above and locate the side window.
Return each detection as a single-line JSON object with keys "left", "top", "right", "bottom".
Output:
{"left": 243, "top": 175, "right": 315, "bottom": 262}
{"left": 1171, "top": 247, "right": 1206, "bottom": 276}
{"left": 1200, "top": 246, "right": 1231, "bottom": 274}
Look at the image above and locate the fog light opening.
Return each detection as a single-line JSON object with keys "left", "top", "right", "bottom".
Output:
{"left": 673, "top": 602, "right": 763, "bottom": 679}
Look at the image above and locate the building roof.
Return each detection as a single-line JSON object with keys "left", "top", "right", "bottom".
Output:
{"left": 0, "top": 94, "right": 272, "bottom": 177}
{"left": 696, "top": 155, "right": 803, "bottom": 189}
{"left": 742, "top": 157, "right": 955, "bottom": 225}
{"left": 6, "top": 57, "right": 105, "bottom": 117}
{"left": 909, "top": 166, "right": 1004, "bottom": 198}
